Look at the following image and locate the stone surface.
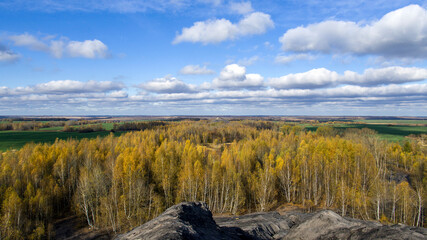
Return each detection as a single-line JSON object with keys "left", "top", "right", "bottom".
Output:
{"left": 215, "top": 212, "right": 291, "bottom": 240}
{"left": 116, "top": 202, "right": 427, "bottom": 240}
{"left": 115, "top": 202, "right": 252, "bottom": 240}
{"left": 282, "top": 210, "right": 427, "bottom": 240}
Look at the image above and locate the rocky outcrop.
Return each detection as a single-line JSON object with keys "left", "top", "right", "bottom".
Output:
{"left": 215, "top": 212, "right": 291, "bottom": 239}
{"left": 281, "top": 210, "right": 427, "bottom": 240}
{"left": 116, "top": 202, "right": 427, "bottom": 240}
{"left": 115, "top": 202, "right": 251, "bottom": 240}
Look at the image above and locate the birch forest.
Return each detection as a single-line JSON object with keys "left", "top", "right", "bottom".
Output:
{"left": 0, "top": 121, "right": 425, "bottom": 239}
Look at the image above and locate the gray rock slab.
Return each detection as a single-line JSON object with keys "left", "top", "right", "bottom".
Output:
{"left": 116, "top": 202, "right": 427, "bottom": 240}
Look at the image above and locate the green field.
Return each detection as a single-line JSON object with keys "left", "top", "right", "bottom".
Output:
{"left": 0, "top": 131, "right": 125, "bottom": 152}
{"left": 38, "top": 126, "right": 65, "bottom": 131}
{"left": 0, "top": 121, "right": 152, "bottom": 151}
{"left": 353, "top": 119, "right": 427, "bottom": 124}
{"left": 305, "top": 123, "right": 427, "bottom": 142}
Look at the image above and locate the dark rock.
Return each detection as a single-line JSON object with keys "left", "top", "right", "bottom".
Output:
{"left": 215, "top": 212, "right": 291, "bottom": 240}
{"left": 116, "top": 202, "right": 427, "bottom": 240}
{"left": 282, "top": 210, "right": 427, "bottom": 240}
{"left": 115, "top": 202, "right": 252, "bottom": 240}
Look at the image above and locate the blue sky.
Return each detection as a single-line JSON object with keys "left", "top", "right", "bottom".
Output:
{"left": 0, "top": 0, "right": 426, "bottom": 116}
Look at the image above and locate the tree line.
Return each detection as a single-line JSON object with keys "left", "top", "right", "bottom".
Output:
{"left": 0, "top": 120, "right": 98, "bottom": 132}
{"left": 0, "top": 121, "right": 425, "bottom": 239}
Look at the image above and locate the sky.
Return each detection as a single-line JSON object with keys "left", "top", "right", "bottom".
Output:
{"left": 0, "top": 0, "right": 426, "bottom": 116}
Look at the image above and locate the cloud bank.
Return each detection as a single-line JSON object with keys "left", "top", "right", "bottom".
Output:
{"left": 1, "top": 65, "right": 426, "bottom": 115}
{"left": 269, "top": 67, "right": 427, "bottom": 89}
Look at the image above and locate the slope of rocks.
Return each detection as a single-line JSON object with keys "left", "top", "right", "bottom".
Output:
{"left": 116, "top": 202, "right": 427, "bottom": 240}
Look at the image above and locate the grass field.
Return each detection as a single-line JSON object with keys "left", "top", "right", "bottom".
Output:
{"left": 0, "top": 131, "right": 125, "bottom": 152}
{"left": 0, "top": 121, "right": 146, "bottom": 152}
{"left": 305, "top": 123, "right": 427, "bottom": 142}
{"left": 353, "top": 119, "right": 427, "bottom": 124}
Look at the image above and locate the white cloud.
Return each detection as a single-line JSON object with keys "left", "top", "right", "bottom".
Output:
{"left": 269, "top": 67, "right": 427, "bottom": 89}
{"left": 343, "top": 67, "right": 427, "bottom": 86}
{"left": 173, "top": 11, "right": 274, "bottom": 44}
{"left": 0, "top": 79, "right": 126, "bottom": 116}
{"left": 108, "top": 90, "right": 128, "bottom": 98}
{"left": 279, "top": 4, "right": 427, "bottom": 58}
{"left": 275, "top": 53, "right": 316, "bottom": 64}
{"left": 139, "top": 76, "right": 197, "bottom": 93}
{"left": 7, "top": 33, "right": 109, "bottom": 59}
{"left": 31, "top": 80, "right": 124, "bottom": 94}
{"left": 66, "top": 39, "right": 108, "bottom": 58}
{"left": 8, "top": 33, "right": 48, "bottom": 51}
{"left": 212, "top": 64, "right": 264, "bottom": 89}
{"left": 270, "top": 68, "right": 339, "bottom": 89}
{"left": 229, "top": 1, "right": 253, "bottom": 15}
{"left": 0, "top": 45, "right": 20, "bottom": 62}
{"left": 318, "top": 84, "right": 427, "bottom": 98}
{"left": 50, "top": 40, "right": 65, "bottom": 58}
{"left": 237, "top": 12, "right": 273, "bottom": 35}
{"left": 180, "top": 64, "right": 215, "bottom": 75}
{"left": 0, "top": 86, "right": 9, "bottom": 96}
{"left": 133, "top": 84, "right": 427, "bottom": 107}
{"left": 1, "top": 78, "right": 426, "bottom": 115}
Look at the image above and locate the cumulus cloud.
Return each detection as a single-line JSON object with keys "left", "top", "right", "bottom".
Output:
{"left": 229, "top": 1, "right": 253, "bottom": 15}
{"left": 269, "top": 68, "right": 339, "bottom": 89}
{"left": 269, "top": 67, "right": 427, "bottom": 89}
{"left": 7, "top": 33, "right": 109, "bottom": 59}
{"left": 66, "top": 39, "right": 108, "bottom": 58}
{"left": 212, "top": 64, "right": 264, "bottom": 89}
{"left": 173, "top": 11, "right": 274, "bottom": 44}
{"left": 180, "top": 64, "right": 215, "bottom": 75}
{"left": 139, "top": 76, "right": 197, "bottom": 93}
{"left": 279, "top": 4, "right": 427, "bottom": 58}
{"left": 0, "top": 44, "right": 20, "bottom": 62}
{"left": 275, "top": 54, "right": 316, "bottom": 64}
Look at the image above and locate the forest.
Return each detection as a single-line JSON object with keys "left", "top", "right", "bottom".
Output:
{"left": 0, "top": 120, "right": 425, "bottom": 239}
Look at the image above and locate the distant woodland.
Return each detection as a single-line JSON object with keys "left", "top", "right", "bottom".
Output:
{"left": 0, "top": 121, "right": 425, "bottom": 239}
